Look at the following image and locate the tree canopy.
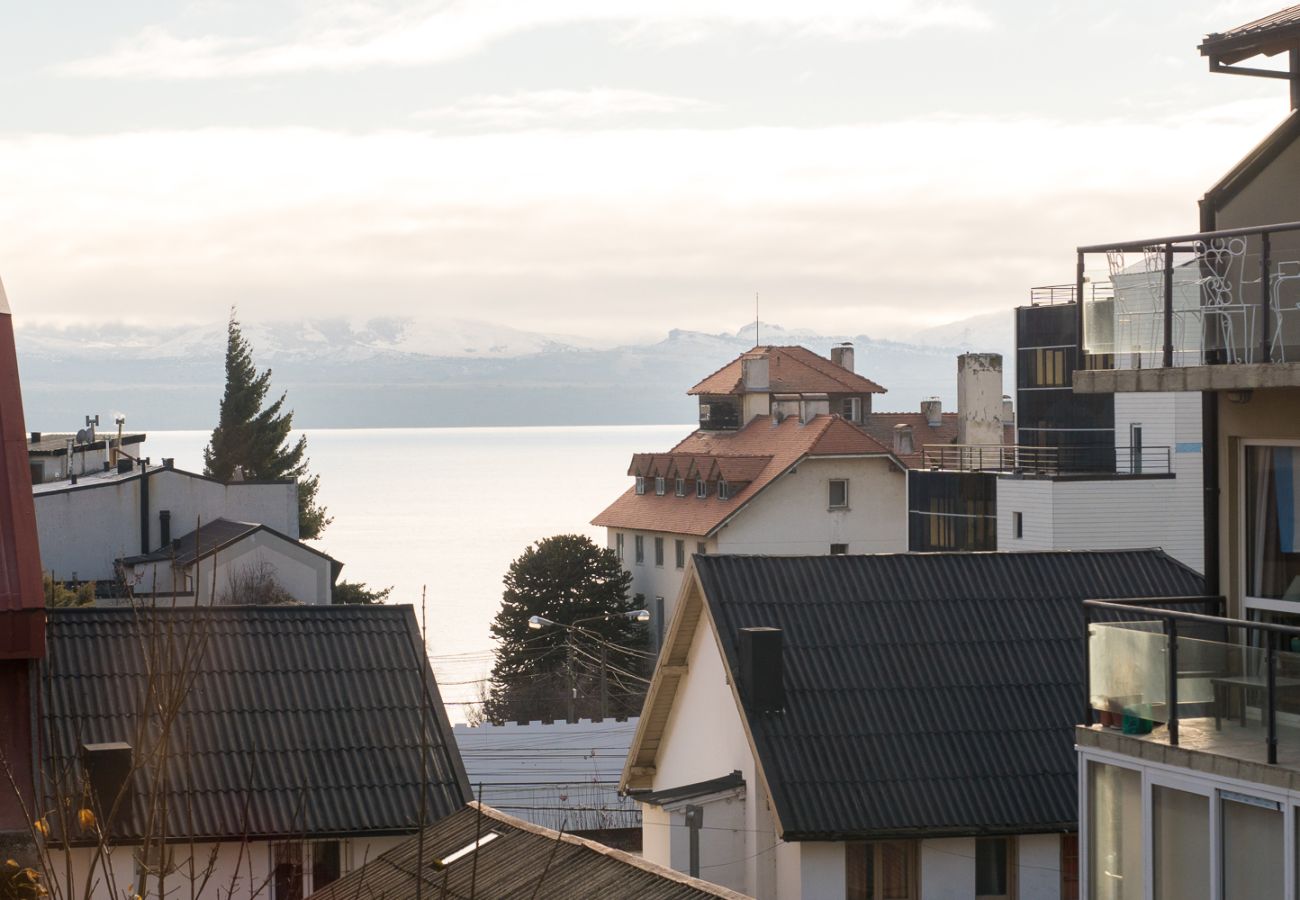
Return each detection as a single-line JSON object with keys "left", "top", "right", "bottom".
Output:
{"left": 203, "top": 311, "right": 330, "bottom": 538}
{"left": 485, "top": 534, "right": 649, "bottom": 724}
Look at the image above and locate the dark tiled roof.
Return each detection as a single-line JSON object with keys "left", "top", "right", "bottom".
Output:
{"left": 40, "top": 605, "right": 469, "bottom": 842}
{"left": 692, "top": 551, "right": 1206, "bottom": 840}
{"left": 307, "top": 803, "right": 748, "bottom": 900}
{"left": 120, "top": 518, "right": 340, "bottom": 573}
{"left": 689, "top": 346, "right": 886, "bottom": 396}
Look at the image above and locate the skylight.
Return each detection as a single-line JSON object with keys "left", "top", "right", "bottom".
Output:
{"left": 430, "top": 831, "right": 501, "bottom": 870}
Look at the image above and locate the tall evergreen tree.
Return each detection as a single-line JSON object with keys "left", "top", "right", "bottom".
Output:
{"left": 203, "top": 310, "right": 331, "bottom": 538}
{"left": 485, "top": 534, "right": 648, "bottom": 724}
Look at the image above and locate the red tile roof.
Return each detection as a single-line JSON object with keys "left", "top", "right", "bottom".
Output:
{"left": 688, "top": 346, "right": 887, "bottom": 396}
{"left": 592, "top": 415, "right": 898, "bottom": 536}
{"left": 862, "top": 411, "right": 1017, "bottom": 469}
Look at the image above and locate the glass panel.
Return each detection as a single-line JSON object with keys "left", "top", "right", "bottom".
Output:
{"left": 975, "top": 838, "right": 1008, "bottom": 897}
{"left": 845, "top": 842, "right": 871, "bottom": 900}
{"left": 879, "top": 842, "right": 911, "bottom": 900}
{"left": 312, "top": 842, "right": 341, "bottom": 891}
{"left": 1222, "top": 795, "right": 1282, "bottom": 898}
{"left": 1152, "top": 786, "right": 1208, "bottom": 900}
{"left": 272, "top": 842, "right": 304, "bottom": 900}
{"left": 1087, "top": 762, "right": 1141, "bottom": 900}
{"left": 1089, "top": 622, "right": 1167, "bottom": 725}
{"left": 1245, "top": 446, "right": 1300, "bottom": 602}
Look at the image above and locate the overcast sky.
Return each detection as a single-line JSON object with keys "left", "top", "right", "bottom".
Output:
{"left": 0, "top": 0, "right": 1293, "bottom": 342}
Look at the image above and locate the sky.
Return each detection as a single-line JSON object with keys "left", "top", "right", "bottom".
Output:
{"left": 0, "top": 0, "right": 1295, "bottom": 343}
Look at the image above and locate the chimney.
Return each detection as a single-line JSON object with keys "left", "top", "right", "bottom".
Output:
{"left": 739, "top": 627, "right": 784, "bottom": 713}
{"left": 830, "top": 342, "right": 855, "bottom": 373}
{"left": 893, "top": 423, "right": 915, "bottom": 456}
{"left": 159, "top": 510, "right": 171, "bottom": 547}
{"left": 81, "top": 742, "right": 132, "bottom": 824}
{"left": 956, "top": 353, "right": 1004, "bottom": 446}
{"left": 741, "top": 353, "right": 770, "bottom": 391}
{"left": 799, "top": 393, "right": 830, "bottom": 424}
{"left": 116, "top": 458, "right": 132, "bottom": 475}
{"left": 162, "top": 457, "right": 174, "bottom": 470}
{"left": 29, "top": 432, "right": 39, "bottom": 444}
{"left": 920, "top": 397, "right": 942, "bottom": 427}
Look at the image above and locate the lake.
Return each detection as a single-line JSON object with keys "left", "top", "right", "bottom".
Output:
{"left": 143, "top": 425, "right": 689, "bottom": 718}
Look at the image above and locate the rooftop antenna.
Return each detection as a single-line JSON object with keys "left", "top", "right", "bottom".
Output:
{"left": 755, "top": 292, "right": 760, "bottom": 348}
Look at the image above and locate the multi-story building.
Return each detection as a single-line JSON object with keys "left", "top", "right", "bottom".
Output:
{"left": 1074, "top": 6, "right": 1300, "bottom": 896}
{"left": 593, "top": 344, "right": 907, "bottom": 643}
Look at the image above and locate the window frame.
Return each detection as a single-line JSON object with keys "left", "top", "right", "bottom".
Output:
{"left": 697, "top": 479, "right": 708, "bottom": 499}
{"left": 634, "top": 534, "right": 645, "bottom": 565}
{"left": 675, "top": 477, "right": 686, "bottom": 497}
{"left": 1012, "top": 511, "right": 1023, "bottom": 540}
{"left": 270, "top": 840, "right": 347, "bottom": 900}
{"left": 829, "top": 478, "right": 849, "bottom": 510}
{"left": 974, "top": 836, "right": 1016, "bottom": 900}
{"left": 655, "top": 476, "right": 665, "bottom": 496}
{"left": 845, "top": 839, "right": 919, "bottom": 900}
{"left": 1238, "top": 439, "right": 1300, "bottom": 618}
{"left": 830, "top": 543, "right": 848, "bottom": 555}
{"left": 654, "top": 536, "right": 664, "bottom": 567}
{"left": 635, "top": 476, "right": 646, "bottom": 495}
{"left": 615, "top": 533, "right": 624, "bottom": 561}
{"left": 718, "top": 480, "right": 730, "bottom": 500}
{"left": 675, "top": 539, "right": 685, "bottom": 569}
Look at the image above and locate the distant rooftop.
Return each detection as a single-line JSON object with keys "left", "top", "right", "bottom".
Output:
{"left": 27, "top": 431, "right": 144, "bottom": 455}
{"left": 1200, "top": 4, "right": 1300, "bottom": 66}
{"left": 688, "top": 345, "right": 886, "bottom": 396}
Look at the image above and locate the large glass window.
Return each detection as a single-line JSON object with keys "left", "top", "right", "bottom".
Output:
{"left": 1222, "top": 793, "right": 1282, "bottom": 898}
{"left": 846, "top": 841, "right": 916, "bottom": 900}
{"left": 1087, "top": 762, "right": 1141, "bottom": 900}
{"left": 975, "top": 837, "right": 1012, "bottom": 899}
{"left": 1152, "top": 785, "right": 1208, "bottom": 900}
{"left": 1245, "top": 445, "right": 1300, "bottom": 604}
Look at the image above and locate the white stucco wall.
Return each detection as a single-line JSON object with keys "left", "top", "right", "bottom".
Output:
{"left": 920, "top": 837, "right": 976, "bottom": 900}
{"left": 774, "top": 842, "right": 845, "bottom": 900}
{"left": 35, "top": 468, "right": 299, "bottom": 583}
{"left": 609, "top": 531, "right": 716, "bottom": 645}
{"left": 48, "top": 834, "right": 405, "bottom": 900}
{"left": 124, "top": 531, "right": 333, "bottom": 605}
{"left": 641, "top": 612, "right": 778, "bottom": 899}
{"left": 1018, "top": 833, "right": 1064, "bottom": 900}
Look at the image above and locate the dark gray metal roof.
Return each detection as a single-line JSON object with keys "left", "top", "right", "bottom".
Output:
{"left": 637, "top": 771, "right": 745, "bottom": 807}
{"left": 121, "top": 517, "right": 259, "bottom": 566}
{"left": 693, "top": 550, "right": 1207, "bottom": 841}
{"left": 40, "top": 605, "right": 470, "bottom": 843}
{"left": 307, "top": 803, "right": 749, "bottom": 900}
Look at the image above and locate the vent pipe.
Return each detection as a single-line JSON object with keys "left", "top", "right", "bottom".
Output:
{"left": 739, "top": 627, "right": 784, "bottom": 713}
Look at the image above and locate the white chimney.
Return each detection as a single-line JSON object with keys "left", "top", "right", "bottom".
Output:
{"left": 920, "top": 397, "right": 943, "bottom": 427}
{"left": 771, "top": 393, "right": 800, "bottom": 422}
{"left": 893, "top": 423, "right": 915, "bottom": 456}
{"left": 830, "top": 342, "right": 855, "bottom": 373}
{"left": 742, "top": 353, "right": 770, "bottom": 391}
{"left": 957, "top": 353, "right": 1004, "bottom": 446}
{"left": 800, "top": 393, "right": 830, "bottom": 424}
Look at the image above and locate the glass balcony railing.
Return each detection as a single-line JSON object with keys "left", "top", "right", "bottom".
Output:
{"left": 1085, "top": 600, "right": 1300, "bottom": 766}
{"left": 1075, "top": 220, "right": 1300, "bottom": 369}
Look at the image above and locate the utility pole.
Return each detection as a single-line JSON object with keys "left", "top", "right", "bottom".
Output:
{"left": 599, "top": 643, "right": 608, "bottom": 720}
{"left": 566, "top": 639, "right": 576, "bottom": 724}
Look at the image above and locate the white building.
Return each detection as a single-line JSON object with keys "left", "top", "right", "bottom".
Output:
{"left": 593, "top": 344, "right": 906, "bottom": 643}
{"left": 27, "top": 427, "right": 145, "bottom": 484}
{"left": 34, "top": 457, "right": 300, "bottom": 588}
{"left": 622, "top": 550, "right": 1203, "bottom": 900}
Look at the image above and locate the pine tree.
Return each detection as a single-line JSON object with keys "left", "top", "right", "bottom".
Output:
{"left": 203, "top": 310, "right": 331, "bottom": 538}
{"left": 485, "top": 534, "right": 648, "bottom": 724}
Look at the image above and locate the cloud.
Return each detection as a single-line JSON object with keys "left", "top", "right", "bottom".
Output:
{"left": 412, "top": 89, "right": 713, "bottom": 130}
{"left": 0, "top": 104, "right": 1279, "bottom": 340}
{"left": 58, "top": 0, "right": 993, "bottom": 79}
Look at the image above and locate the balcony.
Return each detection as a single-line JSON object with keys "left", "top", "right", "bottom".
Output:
{"left": 1085, "top": 599, "right": 1300, "bottom": 769}
{"left": 920, "top": 443, "right": 1171, "bottom": 477}
{"left": 1071, "top": 220, "right": 1300, "bottom": 393}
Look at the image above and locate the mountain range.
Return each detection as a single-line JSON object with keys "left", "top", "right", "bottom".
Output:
{"left": 16, "top": 312, "right": 1013, "bottom": 431}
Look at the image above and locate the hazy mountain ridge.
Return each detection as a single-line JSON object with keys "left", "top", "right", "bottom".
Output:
{"left": 17, "top": 313, "right": 1013, "bottom": 430}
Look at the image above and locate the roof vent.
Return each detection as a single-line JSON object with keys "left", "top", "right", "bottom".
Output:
{"left": 739, "top": 627, "right": 784, "bottom": 714}
{"left": 893, "top": 423, "right": 915, "bottom": 456}
{"left": 920, "top": 397, "right": 942, "bottom": 427}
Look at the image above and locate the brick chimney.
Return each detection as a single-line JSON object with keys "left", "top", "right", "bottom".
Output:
{"left": 0, "top": 275, "right": 46, "bottom": 866}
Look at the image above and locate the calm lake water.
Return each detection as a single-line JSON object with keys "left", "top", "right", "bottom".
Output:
{"left": 143, "top": 425, "right": 686, "bottom": 718}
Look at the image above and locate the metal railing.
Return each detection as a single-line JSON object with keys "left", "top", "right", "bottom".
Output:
{"left": 1029, "top": 282, "right": 1114, "bottom": 307}
{"left": 1075, "top": 219, "right": 1300, "bottom": 369}
{"left": 1081, "top": 598, "right": 1300, "bottom": 765}
{"left": 919, "top": 443, "right": 1171, "bottom": 476}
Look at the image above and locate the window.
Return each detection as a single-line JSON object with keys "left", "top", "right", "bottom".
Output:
{"left": 675, "top": 539, "right": 685, "bottom": 569}
{"left": 271, "top": 842, "right": 343, "bottom": 900}
{"left": 697, "top": 479, "right": 708, "bottom": 499}
{"left": 696, "top": 542, "right": 707, "bottom": 556}
{"left": 1012, "top": 511, "right": 1023, "bottom": 539}
{"left": 846, "top": 840, "right": 916, "bottom": 900}
{"left": 635, "top": 476, "right": 646, "bottom": 495}
{"left": 1130, "top": 424, "right": 1144, "bottom": 475}
{"left": 842, "top": 396, "right": 862, "bottom": 422}
{"left": 1033, "top": 348, "right": 1066, "bottom": 386}
{"left": 655, "top": 476, "right": 665, "bottom": 496}
{"left": 635, "top": 535, "right": 644, "bottom": 565}
{"left": 616, "top": 533, "right": 625, "bottom": 561}
{"left": 675, "top": 477, "right": 686, "bottom": 497}
{"left": 1223, "top": 793, "right": 1282, "bottom": 897}
{"left": 829, "top": 479, "right": 849, "bottom": 509}
{"left": 1152, "top": 786, "right": 1208, "bottom": 900}
{"left": 830, "top": 543, "right": 848, "bottom": 555}
{"left": 272, "top": 842, "right": 304, "bottom": 900}
{"left": 654, "top": 536, "right": 664, "bottom": 567}
{"left": 311, "top": 842, "right": 342, "bottom": 892}
{"left": 1086, "top": 762, "right": 1140, "bottom": 900}
{"left": 718, "top": 480, "right": 730, "bottom": 500}
{"left": 975, "top": 837, "right": 1013, "bottom": 900}
{"left": 1244, "top": 444, "right": 1300, "bottom": 606}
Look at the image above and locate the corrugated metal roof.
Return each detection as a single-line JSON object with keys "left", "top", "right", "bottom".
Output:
{"left": 692, "top": 551, "right": 1207, "bottom": 840}
{"left": 307, "top": 802, "right": 750, "bottom": 900}
{"left": 39, "top": 605, "right": 469, "bottom": 842}
{"left": 1200, "top": 4, "right": 1300, "bottom": 63}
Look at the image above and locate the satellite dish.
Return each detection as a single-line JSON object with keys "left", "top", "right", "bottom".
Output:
{"left": 75, "top": 429, "right": 89, "bottom": 444}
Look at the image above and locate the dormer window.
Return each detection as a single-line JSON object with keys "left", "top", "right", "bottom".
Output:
{"left": 636, "top": 476, "right": 646, "bottom": 495}
{"left": 697, "top": 479, "right": 708, "bottom": 499}
{"left": 675, "top": 478, "right": 686, "bottom": 497}
{"left": 655, "top": 477, "right": 665, "bottom": 496}
{"left": 719, "top": 480, "right": 731, "bottom": 500}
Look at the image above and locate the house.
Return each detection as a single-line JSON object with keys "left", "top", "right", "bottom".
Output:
{"left": 593, "top": 343, "right": 906, "bottom": 643}
{"left": 453, "top": 717, "right": 641, "bottom": 848}
{"left": 621, "top": 551, "right": 1205, "bottom": 900}
{"left": 33, "top": 457, "right": 299, "bottom": 589}
{"left": 117, "top": 517, "right": 341, "bottom": 604}
{"left": 1070, "top": 5, "right": 1300, "bottom": 895}
{"left": 306, "top": 802, "right": 749, "bottom": 900}
{"left": 27, "top": 425, "right": 145, "bottom": 485}
{"left": 36, "top": 605, "right": 470, "bottom": 900}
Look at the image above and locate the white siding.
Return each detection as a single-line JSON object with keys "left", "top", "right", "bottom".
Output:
{"left": 1018, "top": 833, "right": 1064, "bottom": 900}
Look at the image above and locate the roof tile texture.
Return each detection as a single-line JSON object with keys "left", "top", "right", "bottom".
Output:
{"left": 689, "top": 346, "right": 886, "bottom": 396}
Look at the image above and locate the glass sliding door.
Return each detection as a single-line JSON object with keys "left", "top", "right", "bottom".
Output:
{"left": 1244, "top": 444, "right": 1300, "bottom": 610}
{"left": 1088, "top": 762, "right": 1142, "bottom": 900}
{"left": 1221, "top": 793, "right": 1282, "bottom": 899}
{"left": 1152, "top": 785, "right": 1209, "bottom": 900}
